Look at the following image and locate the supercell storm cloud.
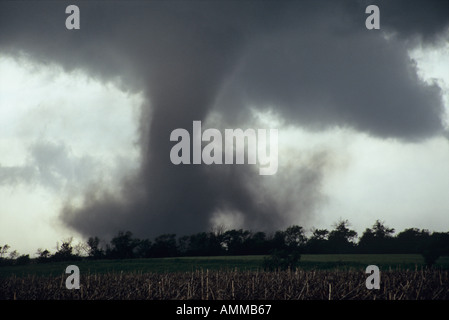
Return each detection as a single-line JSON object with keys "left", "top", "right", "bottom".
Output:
{"left": 0, "top": 0, "right": 448, "bottom": 243}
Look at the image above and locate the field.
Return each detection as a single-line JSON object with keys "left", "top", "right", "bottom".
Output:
{"left": 1, "top": 254, "right": 449, "bottom": 300}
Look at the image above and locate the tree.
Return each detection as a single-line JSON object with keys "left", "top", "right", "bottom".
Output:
{"left": 358, "top": 220, "right": 395, "bottom": 253}
{"left": 15, "top": 254, "right": 31, "bottom": 265}
{"left": 135, "top": 239, "right": 153, "bottom": 258}
{"left": 222, "top": 229, "right": 252, "bottom": 255}
{"left": 270, "top": 230, "right": 287, "bottom": 250}
{"left": 284, "top": 225, "right": 307, "bottom": 249}
{"left": 53, "top": 238, "right": 79, "bottom": 261}
{"left": 372, "top": 220, "right": 395, "bottom": 238}
{"left": 177, "top": 235, "right": 190, "bottom": 256}
{"left": 245, "top": 231, "right": 269, "bottom": 255}
{"left": 0, "top": 244, "right": 11, "bottom": 266}
{"left": 73, "top": 242, "right": 89, "bottom": 257}
{"left": 86, "top": 236, "right": 104, "bottom": 259}
{"left": 36, "top": 248, "right": 51, "bottom": 263}
{"left": 108, "top": 231, "right": 139, "bottom": 259}
{"left": 151, "top": 234, "right": 178, "bottom": 257}
{"left": 311, "top": 229, "right": 329, "bottom": 241}
{"left": 182, "top": 232, "right": 223, "bottom": 256}
{"left": 395, "top": 228, "right": 430, "bottom": 253}
{"left": 9, "top": 250, "right": 19, "bottom": 260}
{"left": 358, "top": 228, "right": 375, "bottom": 252}
{"left": 328, "top": 219, "right": 357, "bottom": 253}
{"left": 263, "top": 226, "right": 304, "bottom": 271}
{"left": 185, "top": 232, "right": 209, "bottom": 256}
{"left": 0, "top": 244, "right": 10, "bottom": 258}
{"left": 305, "top": 229, "right": 330, "bottom": 253}
{"left": 422, "top": 232, "right": 449, "bottom": 267}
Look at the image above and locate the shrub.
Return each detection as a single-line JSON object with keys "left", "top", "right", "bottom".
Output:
{"left": 263, "top": 248, "right": 301, "bottom": 271}
{"left": 422, "top": 249, "right": 440, "bottom": 267}
{"left": 15, "top": 254, "right": 31, "bottom": 265}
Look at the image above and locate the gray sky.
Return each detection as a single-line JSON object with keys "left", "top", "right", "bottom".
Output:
{"left": 0, "top": 0, "right": 448, "bottom": 255}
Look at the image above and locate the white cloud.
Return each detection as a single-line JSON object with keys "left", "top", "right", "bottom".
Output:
{"left": 409, "top": 40, "right": 449, "bottom": 128}
{"left": 320, "top": 134, "right": 449, "bottom": 234}
{"left": 0, "top": 55, "right": 143, "bottom": 255}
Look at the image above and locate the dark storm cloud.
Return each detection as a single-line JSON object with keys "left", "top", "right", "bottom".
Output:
{"left": 214, "top": 18, "right": 445, "bottom": 140}
{"left": 212, "top": 0, "right": 448, "bottom": 139}
{"left": 362, "top": 0, "right": 449, "bottom": 42}
{"left": 0, "top": 1, "right": 447, "bottom": 239}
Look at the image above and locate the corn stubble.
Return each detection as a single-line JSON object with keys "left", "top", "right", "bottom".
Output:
{"left": 1, "top": 269, "right": 448, "bottom": 300}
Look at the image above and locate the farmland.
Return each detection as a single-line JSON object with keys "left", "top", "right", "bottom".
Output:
{"left": 1, "top": 267, "right": 449, "bottom": 300}
{"left": 1, "top": 254, "right": 449, "bottom": 300}
{"left": 1, "top": 254, "right": 449, "bottom": 278}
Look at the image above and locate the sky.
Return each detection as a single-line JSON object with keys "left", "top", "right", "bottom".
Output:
{"left": 0, "top": 0, "right": 448, "bottom": 256}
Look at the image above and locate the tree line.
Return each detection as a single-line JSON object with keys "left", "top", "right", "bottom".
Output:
{"left": 1, "top": 219, "right": 449, "bottom": 267}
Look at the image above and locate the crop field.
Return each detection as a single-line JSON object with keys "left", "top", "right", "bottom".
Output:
{"left": 1, "top": 254, "right": 449, "bottom": 300}
{"left": 2, "top": 254, "right": 449, "bottom": 278}
{"left": 2, "top": 268, "right": 449, "bottom": 300}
